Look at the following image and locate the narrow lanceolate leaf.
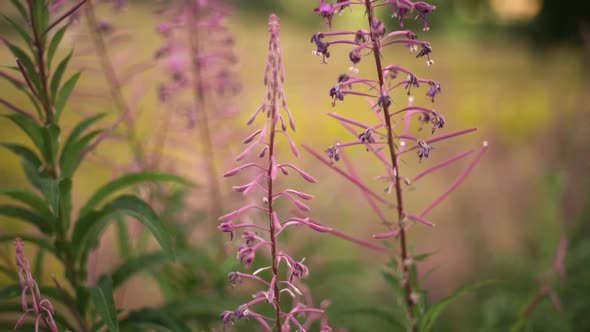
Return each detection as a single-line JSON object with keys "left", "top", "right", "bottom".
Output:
{"left": 58, "top": 178, "right": 72, "bottom": 232}
{"left": 0, "top": 188, "right": 54, "bottom": 220}
{"left": 0, "top": 285, "right": 21, "bottom": 300}
{"left": 3, "top": 114, "right": 44, "bottom": 156}
{"left": 47, "top": 24, "right": 69, "bottom": 70}
{"left": 33, "top": 247, "right": 45, "bottom": 280}
{"left": 63, "top": 113, "right": 106, "bottom": 150}
{"left": 60, "top": 129, "right": 103, "bottom": 177}
{"left": 108, "top": 250, "right": 213, "bottom": 289}
{"left": 4, "top": 40, "right": 42, "bottom": 94}
{"left": 343, "top": 307, "right": 406, "bottom": 331}
{"left": 119, "top": 308, "right": 191, "bottom": 332}
{"left": 3, "top": 15, "right": 32, "bottom": 46}
{"left": 31, "top": 0, "right": 49, "bottom": 38}
{"left": 50, "top": 51, "right": 73, "bottom": 100}
{"left": 0, "top": 204, "right": 52, "bottom": 234}
{"left": 0, "top": 143, "right": 44, "bottom": 190}
{"left": 90, "top": 277, "right": 119, "bottom": 332}
{"left": 2, "top": 143, "right": 59, "bottom": 217}
{"left": 419, "top": 280, "right": 494, "bottom": 332}
{"left": 115, "top": 217, "right": 131, "bottom": 259}
{"left": 79, "top": 172, "right": 191, "bottom": 218}
{"left": 55, "top": 71, "right": 81, "bottom": 120}
{"left": 41, "top": 123, "right": 60, "bottom": 167}
{"left": 9, "top": 0, "right": 28, "bottom": 20}
{"left": 72, "top": 195, "right": 173, "bottom": 264}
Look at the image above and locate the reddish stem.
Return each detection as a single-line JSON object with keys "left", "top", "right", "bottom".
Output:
{"left": 363, "top": 2, "right": 417, "bottom": 330}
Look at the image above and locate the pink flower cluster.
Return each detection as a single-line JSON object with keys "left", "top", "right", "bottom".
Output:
{"left": 218, "top": 14, "right": 333, "bottom": 332}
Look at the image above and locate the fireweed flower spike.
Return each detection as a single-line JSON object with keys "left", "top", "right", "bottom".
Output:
{"left": 309, "top": 1, "right": 486, "bottom": 331}
{"left": 219, "top": 14, "right": 332, "bottom": 331}
{"left": 14, "top": 238, "right": 58, "bottom": 332}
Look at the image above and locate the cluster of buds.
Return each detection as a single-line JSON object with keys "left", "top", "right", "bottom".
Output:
{"left": 14, "top": 239, "right": 58, "bottom": 332}
{"left": 306, "top": 1, "right": 487, "bottom": 330}
{"left": 218, "top": 14, "right": 333, "bottom": 331}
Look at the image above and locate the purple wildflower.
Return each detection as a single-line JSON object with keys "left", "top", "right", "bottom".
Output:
{"left": 307, "top": 3, "right": 486, "bottom": 331}
{"left": 414, "top": 2, "right": 436, "bottom": 31}
{"left": 426, "top": 80, "right": 441, "bottom": 102}
{"left": 219, "top": 14, "right": 330, "bottom": 330}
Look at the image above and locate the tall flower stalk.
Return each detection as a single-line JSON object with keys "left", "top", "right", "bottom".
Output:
{"left": 219, "top": 14, "right": 332, "bottom": 331}
{"left": 154, "top": 0, "right": 241, "bottom": 235}
{"left": 307, "top": 1, "right": 487, "bottom": 330}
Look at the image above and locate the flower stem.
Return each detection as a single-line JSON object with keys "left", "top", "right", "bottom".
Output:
{"left": 188, "top": 1, "right": 224, "bottom": 234}
{"left": 363, "top": 1, "right": 416, "bottom": 330}
{"left": 83, "top": 0, "right": 145, "bottom": 166}
{"left": 267, "top": 88, "right": 282, "bottom": 332}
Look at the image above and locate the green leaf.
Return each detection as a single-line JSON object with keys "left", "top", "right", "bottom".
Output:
{"left": 414, "top": 251, "right": 437, "bottom": 262}
{"left": 0, "top": 266, "right": 18, "bottom": 280}
{"left": 419, "top": 280, "right": 494, "bottom": 332}
{"left": 341, "top": 307, "right": 406, "bottom": 331}
{"left": 72, "top": 195, "right": 173, "bottom": 265}
{"left": 0, "top": 285, "right": 21, "bottom": 299}
{"left": 58, "top": 178, "right": 72, "bottom": 232}
{"left": 33, "top": 247, "right": 45, "bottom": 280}
{"left": 40, "top": 123, "right": 60, "bottom": 168}
{"left": 47, "top": 23, "right": 69, "bottom": 70}
{"left": 382, "top": 270, "right": 404, "bottom": 298}
{"left": 31, "top": 0, "right": 49, "bottom": 39}
{"left": 55, "top": 71, "right": 80, "bottom": 120}
{"left": 0, "top": 188, "right": 54, "bottom": 219}
{"left": 0, "top": 204, "right": 52, "bottom": 234}
{"left": 3, "top": 114, "right": 44, "bottom": 157}
{"left": 4, "top": 40, "right": 42, "bottom": 94}
{"left": 63, "top": 113, "right": 106, "bottom": 149}
{"left": 79, "top": 172, "right": 191, "bottom": 218}
{"left": 60, "top": 129, "right": 102, "bottom": 178}
{"left": 90, "top": 276, "right": 119, "bottom": 332}
{"left": 0, "top": 69, "right": 42, "bottom": 116}
{"left": 0, "top": 143, "right": 44, "bottom": 190}
{"left": 3, "top": 15, "right": 32, "bottom": 45}
{"left": 109, "top": 249, "right": 213, "bottom": 289}
{"left": 9, "top": 0, "right": 28, "bottom": 20}
{"left": 115, "top": 216, "right": 131, "bottom": 259}
{"left": 49, "top": 51, "right": 73, "bottom": 101}
{"left": 119, "top": 308, "right": 191, "bottom": 332}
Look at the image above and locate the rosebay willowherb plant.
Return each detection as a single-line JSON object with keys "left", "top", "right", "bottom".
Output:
{"left": 218, "top": 14, "right": 333, "bottom": 332}
{"left": 0, "top": 1, "right": 188, "bottom": 331}
{"left": 304, "top": 1, "right": 488, "bottom": 331}
{"left": 154, "top": 0, "right": 241, "bottom": 233}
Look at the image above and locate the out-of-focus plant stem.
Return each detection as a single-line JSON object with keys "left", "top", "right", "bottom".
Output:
{"left": 188, "top": 1, "right": 224, "bottom": 234}
{"left": 52, "top": 276, "right": 89, "bottom": 332}
{"left": 83, "top": 0, "right": 145, "bottom": 166}
{"left": 363, "top": 1, "right": 416, "bottom": 330}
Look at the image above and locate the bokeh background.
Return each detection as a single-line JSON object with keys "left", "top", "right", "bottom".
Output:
{"left": 1, "top": 0, "right": 589, "bottom": 331}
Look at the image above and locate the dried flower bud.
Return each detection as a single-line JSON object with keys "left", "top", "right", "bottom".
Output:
{"left": 414, "top": 2, "right": 437, "bottom": 31}
{"left": 238, "top": 246, "right": 255, "bottom": 269}
{"left": 325, "top": 144, "right": 340, "bottom": 162}
{"left": 426, "top": 81, "right": 441, "bottom": 102}
{"left": 417, "top": 140, "right": 433, "bottom": 162}
{"left": 218, "top": 221, "right": 235, "bottom": 240}
{"left": 228, "top": 272, "right": 243, "bottom": 286}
